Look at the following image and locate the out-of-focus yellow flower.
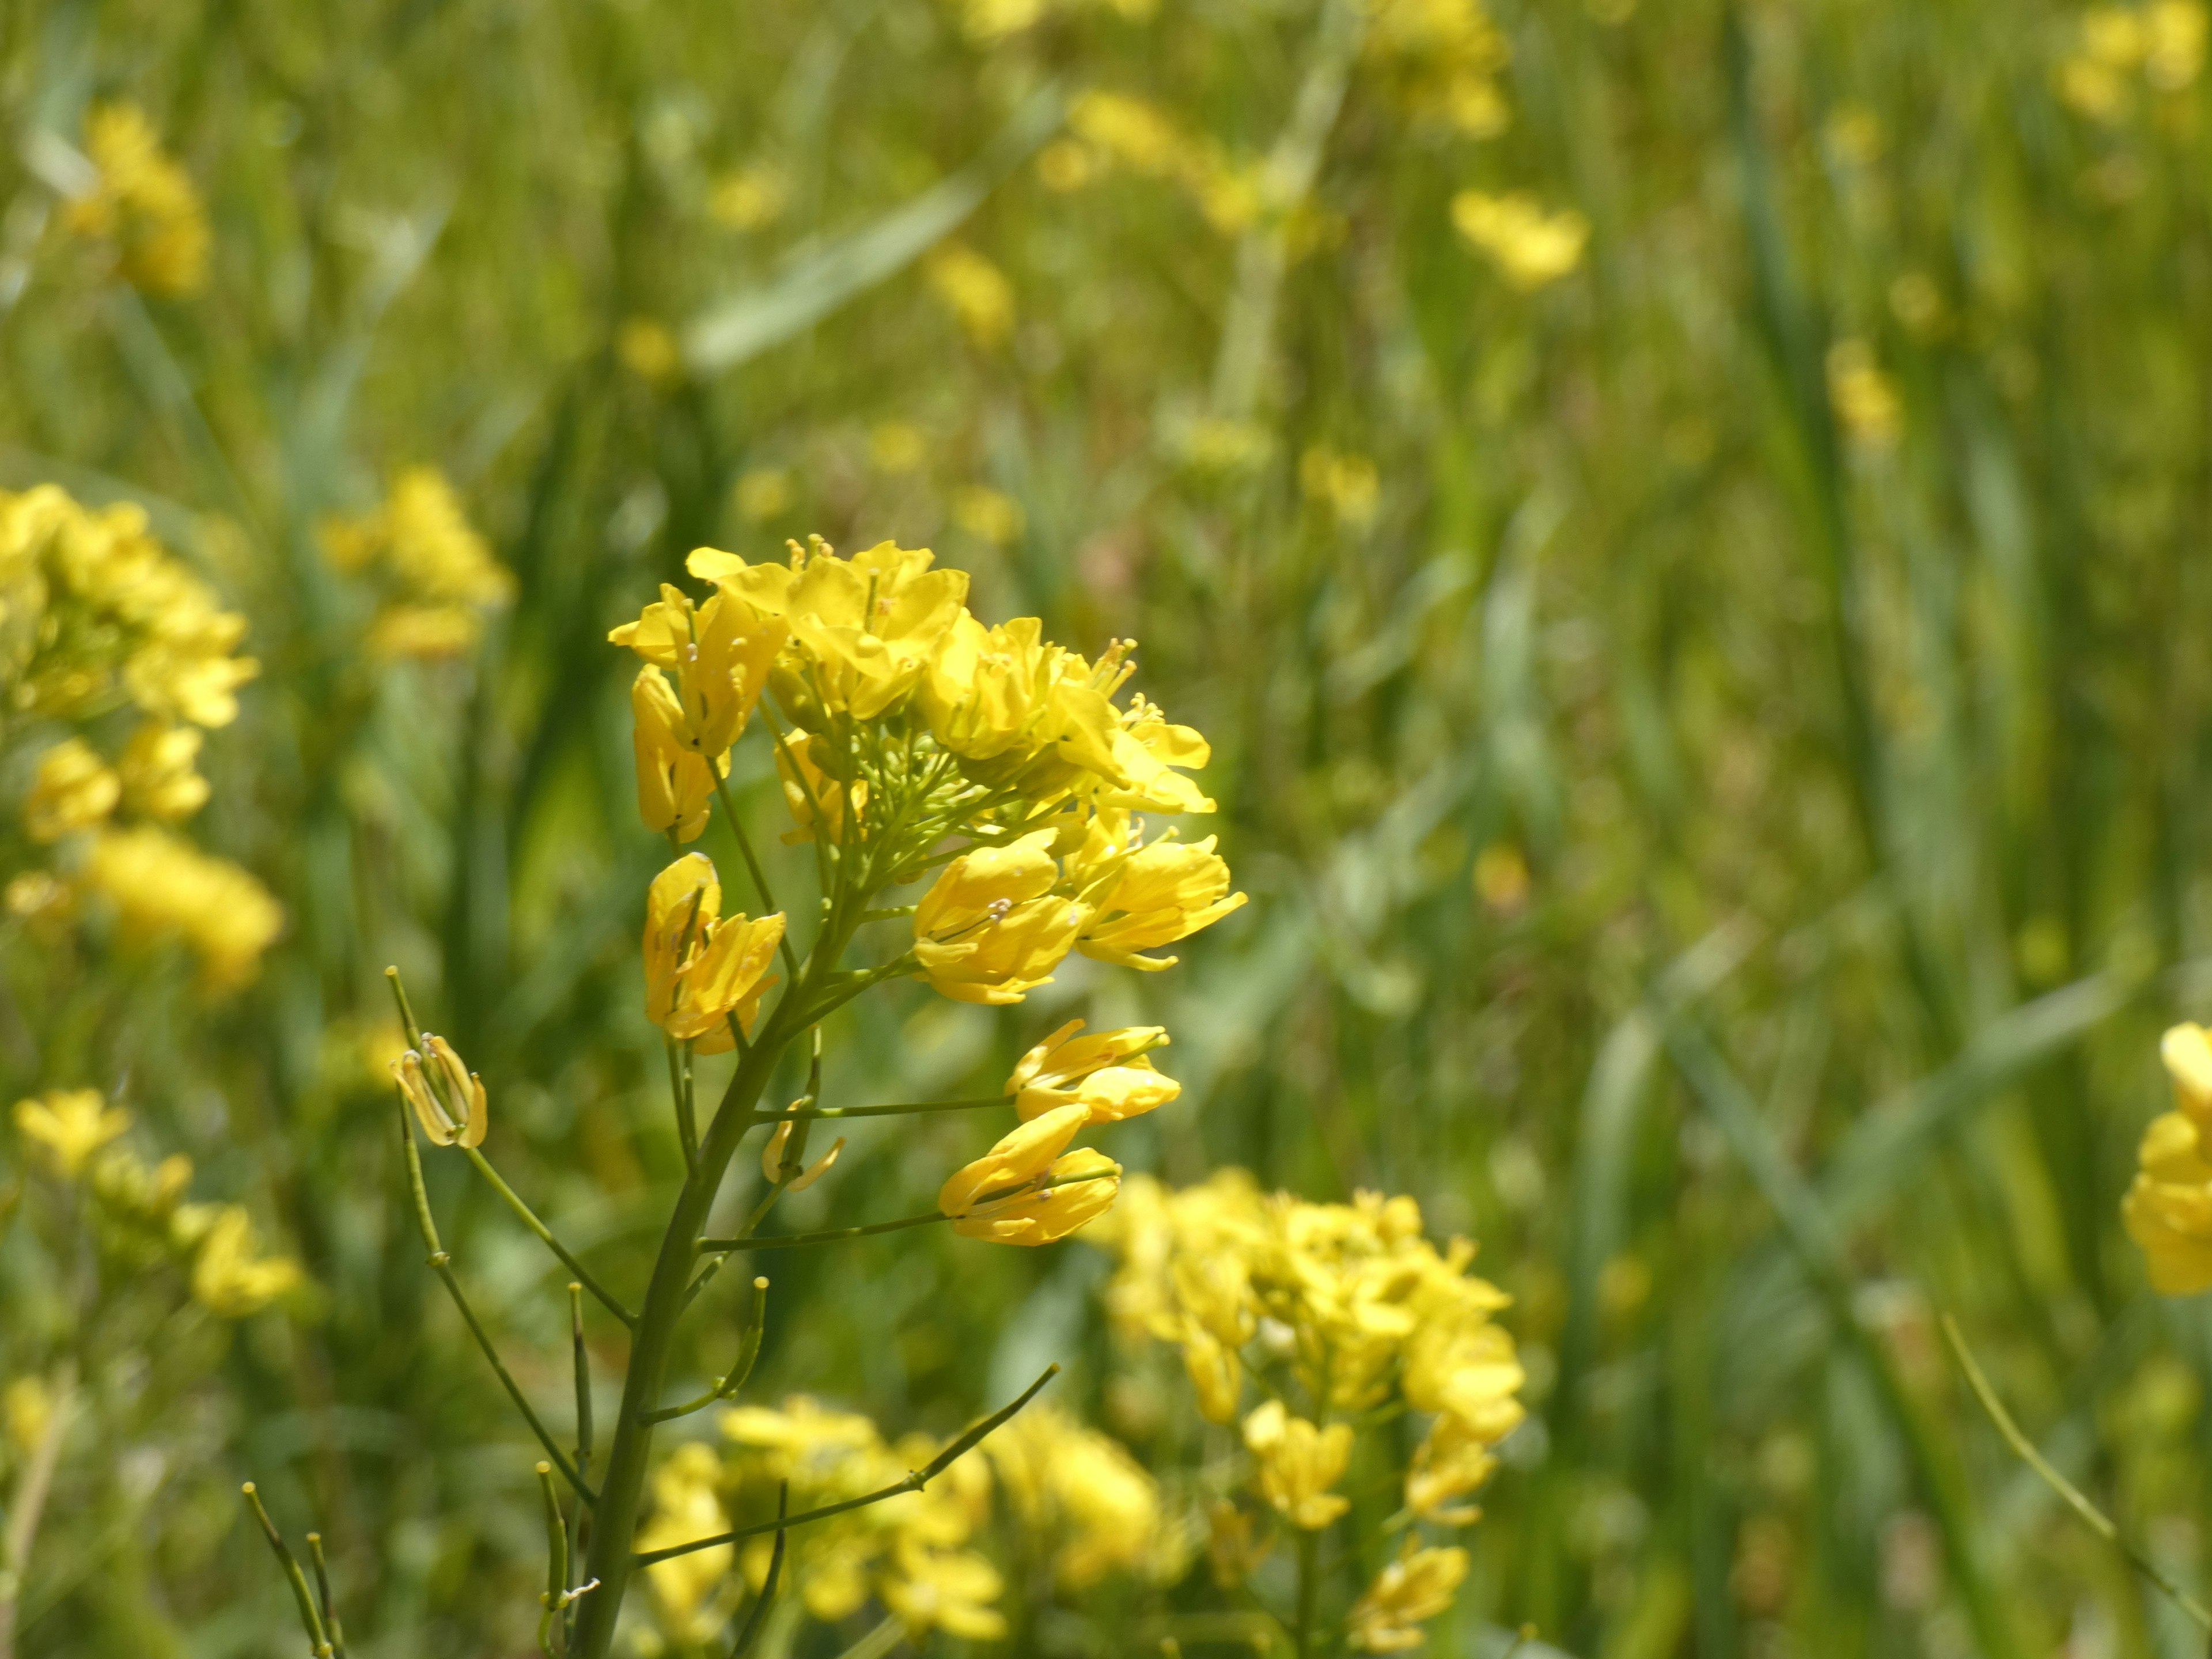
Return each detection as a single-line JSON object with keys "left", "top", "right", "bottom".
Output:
{"left": 642, "top": 853, "right": 785, "bottom": 1052}
{"left": 1241, "top": 1401, "right": 1351, "bottom": 1529}
{"left": 1405, "top": 1414, "right": 1499, "bottom": 1523}
{"left": 2147, "top": 0, "right": 2209, "bottom": 88}
{"left": 637, "top": 1442, "right": 732, "bottom": 1642}
{"left": 709, "top": 163, "right": 790, "bottom": 231}
{"left": 90, "top": 1145, "right": 195, "bottom": 1224}
{"left": 24, "top": 737, "right": 120, "bottom": 842}
{"left": 1069, "top": 814, "right": 1246, "bottom": 970}
{"left": 5, "top": 873, "right": 72, "bottom": 932}
{"left": 1300, "top": 447, "right": 1381, "bottom": 528}
{"left": 1347, "top": 1545, "right": 1471, "bottom": 1652}
{"left": 185, "top": 1205, "right": 302, "bottom": 1316}
{"left": 2058, "top": 4, "right": 2203, "bottom": 115}
{"left": 1826, "top": 339, "right": 1904, "bottom": 450}
{"left": 1451, "top": 190, "right": 1589, "bottom": 290}
{"left": 631, "top": 666, "right": 721, "bottom": 842}
{"left": 940, "top": 1104, "right": 1122, "bottom": 1244}
{"left": 869, "top": 422, "right": 928, "bottom": 474}
{"left": 392, "top": 1033, "right": 489, "bottom": 1149}
{"left": 0, "top": 487, "right": 257, "bottom": 728}
{"left": 1176, "top": 416, "right": 1274, "bottom": 474}
{"left": 1068, "top": 91, "right": 1186, "bottom": 177}
{"left": 1474, "top": 841, "right": 1530, "bottom": 913}
{"left": 1824, "top": 103, "right": 1886, "bottom": 165}
{"left": 1007, "top": 1019, "right": 1179, "bottom": 1123}
{"left": 1065, "top": 91, "right": 1267, "bottom": 235}
{"left": 1207, "top": 1499, "right": 1271, "bottom": 1586}
{"left": 914, "top": 831, "right": 1089, "bottom": 1003}
{"left": 986, "top": 1403, "right": 1163, "bottom": 1588}
{"left": 81, "top": 827, "right": 283, "bottom": 990}
{"left": 1365, "top": 0, "right": 1512, "bottom": 137}
{"left": 736, "top": 468, "right": 794, "bottom": 522}
{"left": 926, "top": 244, "right": 1015, "bottom": 349}
{"left": 117, "top": 722, "right": 209, "bottom": 821}
{"left": 880, "top": 1539, "right": 1007, "bottom": 1639}
{"left": 951, "top": 484, "right": 1025, "bottom": 546}
{"left": 4, "top": 1376, "right": 55, "bottom": 1458}
{"left": 63, "top": 103, "right": 210, "bottom": 296}
{"left": 1037, "top": 138, "right": 1101, "bottom": 192}
{"left": 619, "top": 318, "right": 684, "bottom": 386}
{"left": 960, "top": 0, "right": 1044, "bottom": 41}
{"left": 2132, "top": 1119, "right": 2212, "bottom": 1300}
{"left": 320, "top": 468, "right": 513, "bottom": 658}
{"left": 13, "top": 1089, "right": 130, "bottom": 1178}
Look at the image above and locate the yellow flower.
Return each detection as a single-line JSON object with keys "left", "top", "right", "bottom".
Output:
{"left": 90, "top": 1145, "right": 195, "bottom": 1225}
{"left": 950, "top": 484, "right": 1025, "bottom": 546}
{"left": 1405, "top": 1414, "right": 1499, "bottom": 1524}
{"left": 1347, "top": 1545, "right": 1470, "bottom": 1652}
{"left": 761, "top": 1119, "right": 845, "bottom": 1191}
{"left": 392, "top": 1034, "right": 488, "bottom": 1149}
{"left": 736, "top": 468, "right": 793, "bottom": 522}
{"left": 2125, "top": 1110, "right": 2212, "bottom": 1293}
{"left": 24, "top": 738, "right": 120, "bottom": 842}
{"left": 939, "top": 1104, "right": 1122, "bottom": 1244}
{"left": 611, "top": 584, "right": 789, "bottom": 758}
{"left": 4, "top": 1376, "right": 55, "bottom": 1459}
{"left": 638, "top": 1442, "right": 732, "bottom": 1642}
{"left": 985, "top": 1404, "right": 1162, "bottom": 1589}
{"left": 117, "top": 722, "right": 210, "bottom": 820}
{"left": 1826, "top": 339, "right": 1903, "bottom": 450}
{"left": 869, "top": 422, "right": 927, "bottom": 474}
{"left": 1365, "top": 0, "right": 1512, "bottom": 137}
{"left": 774, "top": 729, "right": 868, "bottom": 844}
{"left": 187, "top": 1205, "right": 302, "bottom": 1317}
{"left": 1071, "top": 816, "right": 1247, "bottom": 970}
{"left": 1068, "top": 91, "right": 1187, "bottom": 177}
{"left": 879, "top": 1540, "right": 1007, "bottom": 1639}
{"left": 1241, "top": 1400, "right": 1351, "bottom": 1529}
{"left": 921, "top": 613, "right": 1060, "bottom": 762}
{"left": 642, "top": 854, "right": 785, "bottom": 1052}
{"left": 1450, "top": 190, "right": 1589, "bottom": 290}
{"left": 1007, "top": 1019, "right": 1180, "bottom": 1124}
{"left": 1101, "top": 694, "right": 1217, "bottom": 813}
{"left": 1300, "top": 446, "right": 1381, "bottom": 528}
{"left": 65, "top": 104, "right": 210, "bottom": 296}
{"left": 1207, "top": 1499, "right": 1270, "bottom": 1588}
{"left": 2164, "top": 1022, "right": 2212, "bottom": 1122}
{"left": 13, "top": 1089, "right": 130, "bottom": 1178}
{"left": 2147, "top": 0, "right": 2209, "bottom": 89}
{"left": 322, "top": 468, "right": 512, "bottom": 657}
{"left": 925, "top": 244, "right": 1015, "bottom": 349}
{"left": 631, "top": 666, "right": 721, "bottom": 842}
{"left": 81, "top": 826, "right": 283, "bottom": 991}
{"left": 913, "top": 832, "right": 1089, "bottom": 1004}
{"left": 366, "top": 604, "right": 485, "bottom": 658}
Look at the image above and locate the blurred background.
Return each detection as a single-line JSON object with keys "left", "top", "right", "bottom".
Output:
{"left": 5, "top": 0, "right": 2212, "bottom": 1653}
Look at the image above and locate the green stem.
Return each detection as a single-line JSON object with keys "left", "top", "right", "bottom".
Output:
{"left": 241, "top": 1484, "right": 331, "bottom": 1658}
{"left": 727, "top": 1484, "right": 789, "bottom": 1659}
{"left": 784, "top": 1096, "right": 1007, "bottom": 1122}
{"left": 642, "top": 1275, "right": 770, "bottom": 1423}
{"left": 665, "top": 1042, "right": 698, "bottom": 1175}
{"left": 700, "top": 1210, "right": 948, "bottom": 1254}
{"left": 714, "top": 770, "right": 804, "bottom": 980}
{"left": 636, "top": 1365, "right": 1058, "bottom": 1567}
{"left": 306, "top": 1533, "right": 347, "bottom": 1659}
{"left": 464, "top": 1147, "right": 636, "bottom": 1327}
{"left": 1293, "top": 1528, "right": 1319, "bottom": 1659}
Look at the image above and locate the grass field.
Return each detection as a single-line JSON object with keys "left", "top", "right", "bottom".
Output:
{"left": 6, "top": 0, "right": 2212, "bottom": 1654}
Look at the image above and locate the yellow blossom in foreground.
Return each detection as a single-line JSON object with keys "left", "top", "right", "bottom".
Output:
{"left": 926, "top": 244, "right": 1015, "bottom": 349}
{"left": 913, "top": 831, "right": 1089, "bottom": 1004}
{"left": 392, "top": 1033, "right": 489, "bottom": 1149}
{"left": 24, "top": 737, "right": 120, "bottom": 842}
{"left": 609, "top": 583, "right": 787, "bottom": 757}
{"left": 1451, "top": 190, "right": 1588, "bottom": 290}
{"left": 13, "top": 1089, "right": 130, "bottom": 1178}
{"left": 1241, "top": 1401, "right": 1351, "bottom": 1529}
{"left": 185, "top": 1205, "right": 302, "bottom": 1317}
{"left": 631, "top": 667, "right": 721, "bottom": 842}
{"left": 1071, "top": 816, "right": 1247, "bottom": 971}
{"left": 64, "top": 103, "right": 210, "bottom": 296}
{"left": 1007, "top": 1019, "right": 1180, "bottom": 1123}
{"left": 2124, "top": 1109, "right": 2212, "bottom": 1293}
{"left": 642, "top": 854, "right": 785, "bottom": 1052}
{"left": 637, "top": 1442, "right": 732, "bottom": 1642}
{"left": 81, "top": 826, "right": 283, "bottom": 990}
{"left": 1348, "top": 1545, "right": 1471, "bottom": 1652}
{"left": 987, "top": 1403, "right": 1164, "bottom": 1588}
{"left": 940, "top": 1104, "right": 1122, "bottom": 1244}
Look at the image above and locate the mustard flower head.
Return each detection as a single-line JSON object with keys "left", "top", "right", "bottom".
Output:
{"left": 2123, "top": 1024, "right": 2212, "bottom": 1294}
{"left": 23, "top": 737, "right": 120, "bottom": 842}
{"left": 184, "top": 1205, "right": 303, "bottom": 1317}
{"left": 1241, "top": 1400, "right": 1352, "bottom": 1530}
{"left": 1007, "top": 1019, "right": 1180, "bottom": 1123}
{"left": 63, "top": 103, "right": 210, "bottom": 296}
{"left": 642, "top": 853, "right": 785, "bottom": 1051}
{"left": 984, "top": 1403, "right": 1168, "bottom": 1589}
{"left": 79, "top": 826, "right": 283, "bottom": 991}
{"left": 1348, "top": 1544, "right": 1471, "bottom": 1652}
{"left": 939, "top": 1104, "right": 1122, "bottom": 1245}
{"left": 320, "top": 467, "right": 513, "bottom": 660}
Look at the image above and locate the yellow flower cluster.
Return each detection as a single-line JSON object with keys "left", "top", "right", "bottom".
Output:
{"left": 1364, "top": 0, "right": 1513, "bottom": 138}
{"left": 1047, "top": 91, "right": 1270, "bottom": 235}
{"left": 61, "top": 103, "right": 210, "bottom": 297}
{"left": 12, "top": 1089, "right": 300, "bottom": 1317}
{"left": 2058, "top": 2, "right": 2207, "bottom": 121}
{"left": 2124, "top": 1023, "right": 2212, "bottom": 1292}
{"left": 1096, "top": 1172, "right": 1524, "bottom": 1524}
{"left": 1450, "top": 190, "right": 1588, "bottom": 290}
{"left": 639, "top": 1396, "right": 1003, "bottom": 1644}
{"left": 924, "top": 244, "right": 1016, "bottom": 350}
{"left": 320, "top": 467, "right": 514, "bottom": 658}
{"left": 984, "top": 1402, "right": 1170, "bottom": 1589}
{"left": 1, "top": 486, "right": 278, "bottom": 986}
{"left": 1826, "top": 339, "right": 1904, "bottom": 451}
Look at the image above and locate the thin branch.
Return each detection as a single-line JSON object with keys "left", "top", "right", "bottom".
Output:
{"left": 698, "top": 1169, "right": 1120, "bottom": 1255}
{"left": 1941, "top": 1315, "right": 2212, "bottom": 1631}
{"left": 636, "top": 1364, "right": 1059, "bottom": 1567}
{"left": 306, "top": 1533, "right": 348, "bottom": 1659}
{"left": 644, "top": 1277, "right": 770, "bottom": 1423}
{"left": 783, "top": 1096, "right": 1007, "bottom": 1122}
{"left": 240, "top": 1484, "right": 331, "bottom": 1658}
{"left": 727, "top": 1483, "right": 789, "bottom": 1659}
{"left": 713, "top": 770, "right": 804, "bottom": 981}
{"left": 464, "top": 1147, "right": 635, "bottom": 1327}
